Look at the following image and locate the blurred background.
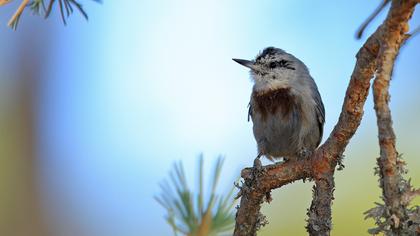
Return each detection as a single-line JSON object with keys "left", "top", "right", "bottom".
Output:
{"left": 0, "top": 1, "right": 419, "bottom": 235}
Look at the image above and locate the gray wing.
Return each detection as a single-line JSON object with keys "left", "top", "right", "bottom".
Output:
{"left": 247, "top": 102, "right": 252, "bottom": 122}
{"left": 313, "top": 88, "right": 325, "bottom": 146}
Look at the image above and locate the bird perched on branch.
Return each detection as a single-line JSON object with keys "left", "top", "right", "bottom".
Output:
{"left": 233, "top": 47, "right": 325, "bottom": 161}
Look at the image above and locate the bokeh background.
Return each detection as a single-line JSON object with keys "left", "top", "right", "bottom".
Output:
{"left": 0, "top": 1, "right": 419, "bottom": 235}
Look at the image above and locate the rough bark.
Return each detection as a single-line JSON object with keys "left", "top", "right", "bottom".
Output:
{"left": 372, "top": 0, "right": 418, "bottom": 234}
{"left": 233, "top": 1, "right": 418, "bottom": 235}
{"left": 373, "top": 21, "right": 405, "bottom": 236}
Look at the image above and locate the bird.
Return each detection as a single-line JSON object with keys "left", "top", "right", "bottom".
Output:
{"left": 233, "top": 47, "right": 325, "bottom": 161}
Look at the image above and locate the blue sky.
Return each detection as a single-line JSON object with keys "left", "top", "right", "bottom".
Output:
{"left": 1, "top": 1, "right": 419, "bottom": 235}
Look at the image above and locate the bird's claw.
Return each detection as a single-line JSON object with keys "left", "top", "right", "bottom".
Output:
{"left": 298, "top": 148, "right": 312, "bottom": 159}
{"left": 253, "top": 154, "right": 262, "bottom": 171}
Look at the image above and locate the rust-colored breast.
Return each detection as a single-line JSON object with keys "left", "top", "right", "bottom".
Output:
{"left": 252, "top": 88, "right": 296, "bottom": 120}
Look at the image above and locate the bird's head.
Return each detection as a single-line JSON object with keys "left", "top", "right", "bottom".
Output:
{"left": 233, "top": 47, "right": 309, "bottom": 93}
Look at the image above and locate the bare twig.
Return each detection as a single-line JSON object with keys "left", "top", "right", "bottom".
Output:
{"left": 233, "top": 1, "right": 418, "bottom": 235}
{"left": 356, "top": 0, "right": 390, "bottom": 39}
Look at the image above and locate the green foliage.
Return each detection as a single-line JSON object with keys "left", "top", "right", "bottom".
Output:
{"left": 155, "top": 155, "right": 236, "bottom": 236}
{"left": 29, "top": 0, "right": 44, "bottom": 15}
{"left": 8, "top": 0, "right": 101, "bottom": 30}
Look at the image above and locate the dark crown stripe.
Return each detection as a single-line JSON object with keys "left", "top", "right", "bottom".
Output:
{"left": 256, "top": 47, "right": 285, "bottom": 61}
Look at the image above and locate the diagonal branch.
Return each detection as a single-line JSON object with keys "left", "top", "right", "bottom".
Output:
{"left": 233, "top": 1, "right": 417, "bottom": 235}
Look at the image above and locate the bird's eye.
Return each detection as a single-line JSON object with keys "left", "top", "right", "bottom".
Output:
{"left": 279, "top": 60, "right": 289, "bottom": 66}
{"left": 269, "top": 62, "right": 277, "bottom": 69}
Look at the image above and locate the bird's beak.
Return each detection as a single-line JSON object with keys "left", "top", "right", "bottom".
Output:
{"left": 232, "top": 58, "right": 256, "bottom": 70}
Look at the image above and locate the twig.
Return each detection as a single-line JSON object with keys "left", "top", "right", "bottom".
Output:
{"left": 356, "top": 0, "right": 391, "bottom": 39}
{"left": 7, "top": 0, "right": 29, "bottom": 29}
{"left": 233, "top": 1, "right": 418, "bottom": 235}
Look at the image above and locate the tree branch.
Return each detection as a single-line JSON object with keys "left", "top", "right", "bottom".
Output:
{"left": 370, "top": 0, "right": 419, "bottom": 234}
{"left": 373, "top": 14, "right": 405, "bottom": 235}
{"left": 233, "top": 1, "right": 418, "bottom": 235}
{"left": 234, "top": 159, "right": 312, "bottom": 236}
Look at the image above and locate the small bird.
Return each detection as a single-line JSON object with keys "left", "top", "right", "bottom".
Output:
{"left": 233, "top": 47, "right": 325, "bottom": 161}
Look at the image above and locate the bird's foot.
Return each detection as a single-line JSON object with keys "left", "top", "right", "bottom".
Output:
{"left": 251, "top": 153, "right": 264, "bottom": 180}
{"left": 253, "top": 153, "right": 262, "bottom": 170}
{"left": 298, "top": 148, "right": 313, "bottom": 159}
